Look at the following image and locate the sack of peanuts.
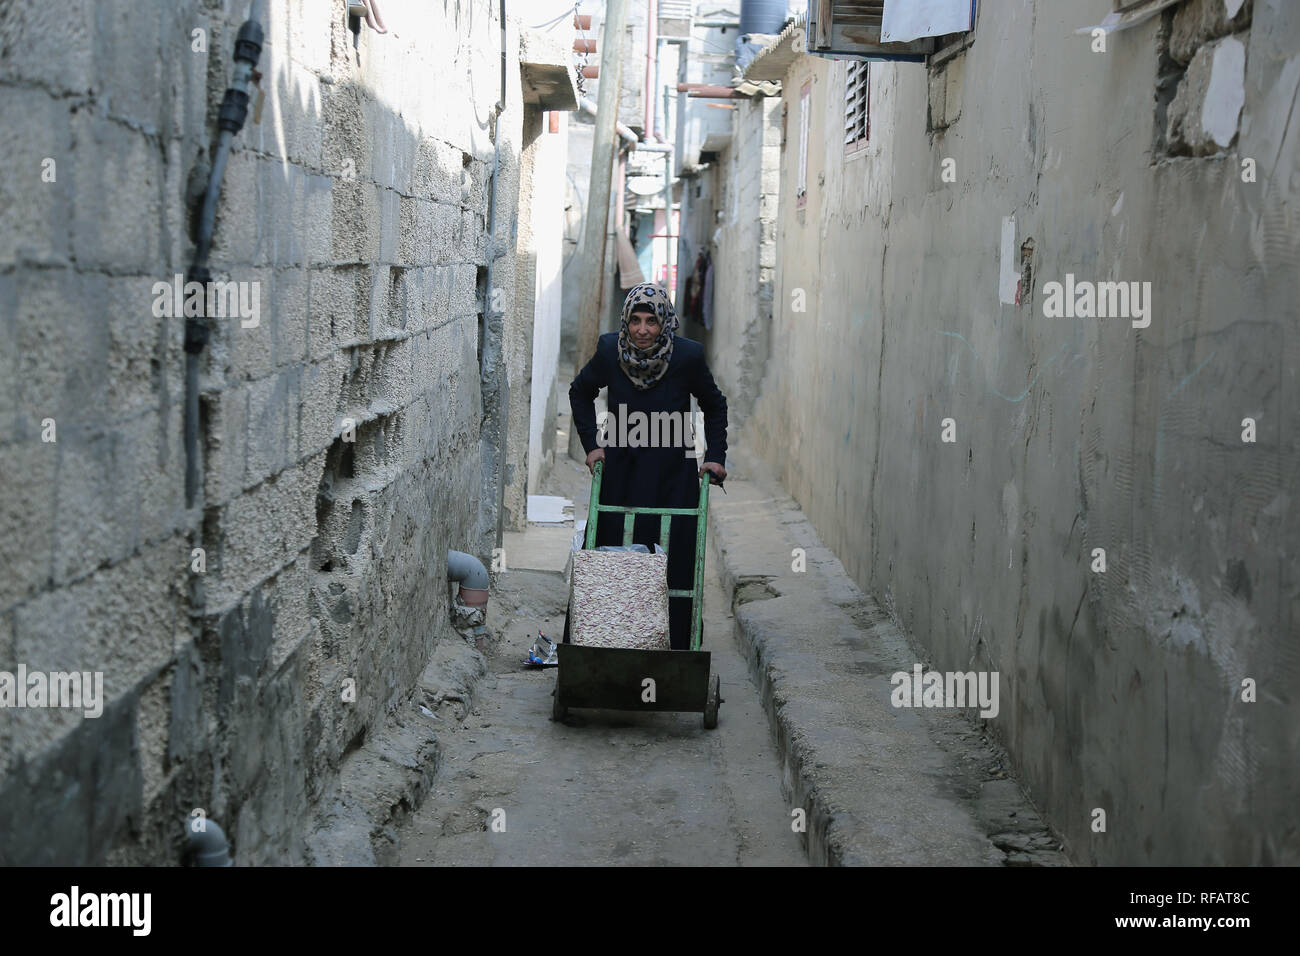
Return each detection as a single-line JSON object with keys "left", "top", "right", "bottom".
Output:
{"left": 568, "top": 549, "right": 671, "bottom": 650}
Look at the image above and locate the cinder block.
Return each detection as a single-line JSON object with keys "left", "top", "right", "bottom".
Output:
{"left": 134, "top": 667, "right": 173, "bottom": 805}
{"left": 244, "top": 367, "right": 301, "bottom": 487}
{"left": 202, "top": 450, "right": 324, "bottom": 611}
{"left": 410, "top": 137, "right": 445, "bottom": 203}
{"left": 201, "top": 380, "right": 245, "bottom": 505}
{"left": 457, "top": 209, "right": 485, "bottom": 262}
{"left": 377, "top": 186, "right": 401, "bottom": 264}
{"left": 398, "top": 197, "right": 437, "bottom": 266}
{"left": 304, "top": 172, "right": 334, "bottom": 267}
{"left": 308, "top": 265, "right": 365, "bottom": 360}
{"left": 0, "top": 0, "right": 96, "bottom": 94}
{"left": 0, "top": 437, "right": 56, "bottom": 610}
{"left": 15, "top": 535, "right": 186, "bottom": 693}
{"left": 68, "top": 111, "right": 164, "bottom": 272}
{"left": 13, "top": 270, "right": 109, "bottom": 429}
{"left": 222, "top": 266, "right": 276, "bottom": 381}
{"left": 298, "top": 355, "right": 343, "bottom": 458}
{"left": 252, "top": 56, "right": 323, "bottom": 169}
{"left": 52, "top": 424, "right": 138, "bottom": 583}
{"left": 106, "top": 276, "right": 166, "bottom": 419}
{"left": 431, "top": 202, "right": 459, "bottom": 264}
{"left": 93, "top": 0, "right": 168, "bottom": 132}
{"left": 166, "top": 11, "right": 211, "bottom": 142}
{"left": 321, "top": 83, "right": 369, "bottom": 183}
{"left": 259, "top": 158, "right": 311, "bottom": 268}
{"left": 273, "top": 268, "right": 309, "bottom": 368}
{"left": 209, "top": 146, "right": 261, "bottom": 266}
{"left": 0, "top": 87, "right": 73, "bottom": 265}
{"left": 122, "top": 403, "right": 188, "bottom": 547}
{"left": 331, "top": 178, "right": 381, "bottom": 263}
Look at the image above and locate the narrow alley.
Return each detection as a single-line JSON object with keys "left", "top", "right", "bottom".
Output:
{"left": 0, "top": 0, "right": 1296, "bottom": 911}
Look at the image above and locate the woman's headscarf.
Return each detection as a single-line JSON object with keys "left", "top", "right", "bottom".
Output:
{"left": 616, "top": 282, "right": 679, "bottom": 390}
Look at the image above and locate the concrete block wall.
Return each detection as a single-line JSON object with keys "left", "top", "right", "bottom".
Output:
{"left": 746, "top": 0, "right": 1298, "bottom": 863}
{"left": 0, "top": 0, "right": 522, "bottom": 864}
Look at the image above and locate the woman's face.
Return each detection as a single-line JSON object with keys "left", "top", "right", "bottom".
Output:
{"left": 628, "top": 308, "right": 662, "bottom": 349}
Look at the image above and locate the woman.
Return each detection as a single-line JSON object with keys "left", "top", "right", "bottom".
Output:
{"left": 567, "top": 282, "right": 728, "bottom": 651}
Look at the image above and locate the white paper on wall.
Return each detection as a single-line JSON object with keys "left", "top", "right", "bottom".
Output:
{"left": 881, "top": 0, "right": 973, "bottom": 43}
{"left": 999, "top": 216, "right": 1020, "bottom": 305}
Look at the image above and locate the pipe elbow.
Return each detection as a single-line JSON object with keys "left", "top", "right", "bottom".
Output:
{"left": 447, "top": 550, "right": 490, "bottom": 607}
{"left": 185, "top": 817, "right": 233, "bottom": 867}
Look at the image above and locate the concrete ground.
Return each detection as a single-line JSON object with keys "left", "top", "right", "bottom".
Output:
{"left": 395, "top": 415, "right": 807, "bottom": 865}
{"left": 394, "top": 408, "right": 1068, "bottom": 866}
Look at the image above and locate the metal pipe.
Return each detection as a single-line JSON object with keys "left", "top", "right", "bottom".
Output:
{"left": 662, "top": 85, "right": 675, "bottom": 298}
{"left": 644, "top": 0, "right": 657, "bottom": 137}
{"left": 184, "top": 12, "right": 264, "bottom": 509}
{"left": 481, "top": 0, "right": 509, "bottom": 551}
{"left": 578, "top": 95, "right": 639, "bottom": 145}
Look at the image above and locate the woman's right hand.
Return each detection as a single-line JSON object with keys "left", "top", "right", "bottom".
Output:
{"left": 585, "top": 448, "right": 605, "bottom": 474}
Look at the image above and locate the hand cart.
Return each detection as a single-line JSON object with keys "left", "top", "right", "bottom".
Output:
{"left": 552, "top": 460, "right": 722, "bottom": 729}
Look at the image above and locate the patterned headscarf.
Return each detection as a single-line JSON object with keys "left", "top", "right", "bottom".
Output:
{"left": 616, "top": 282, "right": 679, "bottom": 390}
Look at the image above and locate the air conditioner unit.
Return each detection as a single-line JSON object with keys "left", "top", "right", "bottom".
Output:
{"left": 805, "top": 1, "right": 975, "bottom": 61}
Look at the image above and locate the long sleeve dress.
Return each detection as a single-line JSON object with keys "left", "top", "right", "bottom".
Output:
{"left": 567, "top": 331, "right": 728, "bottom": 650}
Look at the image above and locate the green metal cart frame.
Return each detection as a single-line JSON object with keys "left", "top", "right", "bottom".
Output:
{"left": 552, "top": 459, "right": 722, "bottom": 728}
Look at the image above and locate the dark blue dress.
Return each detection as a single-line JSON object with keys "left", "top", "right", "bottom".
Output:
{"left": 568, "top": 332, "right": 728, "bottom": 649}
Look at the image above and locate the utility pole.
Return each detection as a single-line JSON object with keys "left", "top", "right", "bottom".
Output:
{"left": 570, "top": 0, "right": 629, "bottom": 462}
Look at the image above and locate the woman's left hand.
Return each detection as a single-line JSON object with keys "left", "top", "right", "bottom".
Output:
{"left": 699, "top": 462, "right": 727, "bottom": 483}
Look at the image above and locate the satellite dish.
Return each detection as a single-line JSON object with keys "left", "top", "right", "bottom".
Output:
{"left": 627, "top": 176, "right": 664, "bottom": 196}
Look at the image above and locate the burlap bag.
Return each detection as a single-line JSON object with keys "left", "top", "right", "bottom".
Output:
{"left": 569, "top": 550, "right": 671, "bottom": 650}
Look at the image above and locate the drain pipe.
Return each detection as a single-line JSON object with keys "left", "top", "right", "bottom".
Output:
{"left": 447, "top": 550, "right": 490, "bottom": 609}
{"left": 184, "top": 9, "right": 264, "bottom": 508}
{"left": 644, "top": 0, "right": 657, "bottom": 138}
{"left": 185, "top": 817, "right": 233, "bottom": 866}
{"left": 481, "top": 0, "right": 510, "bottom": 551}
{"left": 579, "top": 95, "right": 639, "bottom": 146}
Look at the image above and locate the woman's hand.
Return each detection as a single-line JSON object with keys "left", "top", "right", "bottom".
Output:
{"left": 699, "top": 462, "right": 726, "bottom": 483}
{"left": 585, "top": 448, "right": 605, "bottom": 474}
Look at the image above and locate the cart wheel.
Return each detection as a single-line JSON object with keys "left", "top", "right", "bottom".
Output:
{"left": 703, "top": 673, "right": 721, "bottom": 729}
{"left": 551, "top": 686, "right": 567, "bottom": 722}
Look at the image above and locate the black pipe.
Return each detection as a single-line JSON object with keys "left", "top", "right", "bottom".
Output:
{"left": 184, "top": 16, "right": 264, "bottom": 508}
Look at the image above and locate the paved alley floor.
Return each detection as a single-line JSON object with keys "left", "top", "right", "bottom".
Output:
{"left": 396, "top": 432, "right": 807, "bottom": 866}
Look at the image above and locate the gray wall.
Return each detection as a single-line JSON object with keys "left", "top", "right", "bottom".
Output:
{"left": 697, "top": 94, "right": 780, "bottom": 423}
{"left": 747, "top": 0, "right": 1297, "bottom": 864}
{"left": 0, "top": 0, "right": 523, "bottom": 864}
